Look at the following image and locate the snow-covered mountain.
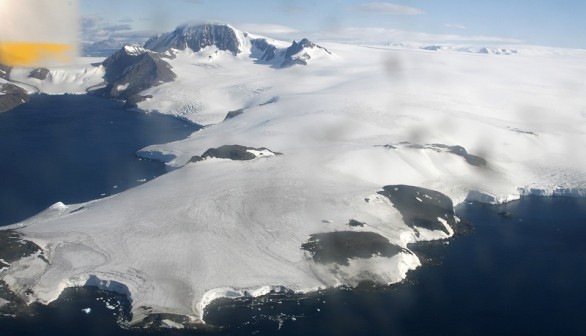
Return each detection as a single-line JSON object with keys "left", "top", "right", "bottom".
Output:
{"left": 144, "top": 23, "right": 332, "bottom": 68}
{"left": 0, "top": 23, "right": 333, "bottom": 115}
{"left": 145, "top": 23, "right": 244, "bottom": 55}
{"left": 95, "top": 45, "right": 175, "bottom": 103}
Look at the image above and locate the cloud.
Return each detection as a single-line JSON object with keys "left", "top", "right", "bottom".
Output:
{"left": 81, "top": 16, "right": 104, "bottom": 30}
{"left": 81, "top": 15, "right": 154, "bottom": 44}
{"left": 445, "top": 23, "right": 466, "bottom": 30}
{"left": 103, "top": 24, "right": 132, "bottom": 32}
{"left": 118, "top": 17, "right": 134, "bottom": 23}
{"left": 238, "top": 23, "right": 299, "bottom": 36}
{"left": 114, "top": 30, "right": 157, "bottom": 39}
{"left": 357, "top": 2, "right": 424, "bottom": 15}
{"left": 316, "top": 27, "right": 522, "bottom": 44}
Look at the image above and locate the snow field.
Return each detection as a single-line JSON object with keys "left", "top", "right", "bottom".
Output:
{"left": 2, "top": 36, "right": 586, "bottom": 324}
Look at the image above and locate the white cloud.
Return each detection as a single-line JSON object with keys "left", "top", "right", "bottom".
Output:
{"left": 445, "top": 23, "right": 466, "bottom": 30}
{"left": 357, "top": 2, "right": 424, "bottom": 15}
{"left": 316, "top": 27, "right": 522, "bottom": 44}
{"left": 238, "top": 23, "right": 299, "bottom": 36}
{"left": 118, "top": 17, "right": 134, "bottom": 23}
{"left": 81, "top": 15, "right": 154, "bottom": 44}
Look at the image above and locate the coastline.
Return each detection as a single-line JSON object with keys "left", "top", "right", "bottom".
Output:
{"left": 3, "top": 189, "right": 580, "bottom": 329}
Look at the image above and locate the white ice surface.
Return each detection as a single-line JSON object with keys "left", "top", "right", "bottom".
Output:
{"left": 2, "top": 41, "right": 586, "bottom": 324}
{"left": 8, "top": 58, "right": 106, "bottom": 94}
{"left": 161, "top": 319, "right": 184, "bottom": 329}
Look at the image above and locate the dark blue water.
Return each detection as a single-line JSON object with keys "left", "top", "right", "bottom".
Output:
{"left": 0, "top": 94, "right": 199, "bottom": 226}
{"left": 1, "top": 96, "right": 585, "bottom": 335}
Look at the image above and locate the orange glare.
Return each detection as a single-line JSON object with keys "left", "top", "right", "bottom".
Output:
{"left": 0, "top": 42, "right": 73, "bottom": 67}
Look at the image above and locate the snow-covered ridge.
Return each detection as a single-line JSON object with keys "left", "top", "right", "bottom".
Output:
{"left": 143, "top": 23, "right": 332, "bottom": 68}
{"left": 422, "top": 45, "right": 518, "bottom": 55}
{"left": 145, "top": 23, "right": 244, "bottom": 55}
{"left": 0, "top": 23, "right": 332, "bottom": 116}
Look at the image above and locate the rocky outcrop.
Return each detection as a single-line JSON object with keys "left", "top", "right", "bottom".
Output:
{"left": 301, "top": 231, "right": 407, "bottom": 266}
{"left": 430, "top": 144, "right": 487, "bottom": 167}
{"left": 281, "top": 38, "right": 331, "bottom": 67}
{"left": 384, "top": 142, "right": 488, "bottom": 168}
{"left": 0, "top": 83, "right": 30, "bottom": 113}
{"left": 28, "top": 68, "right": 50, "bottom": 80}
{"left": 0, "top": 64, "right": 11, "bottom": 80}
{"left": 251, "top": 38, "right": 278, "bottom": 62}
{"left": 251, "top": 37, "right": 332, "bottom": 68}
{"left": 378, "top": 185, "right": 458, "bottom": 235}
{"left": 189, "top": 145, "right": 280, "bottom": 163}
{"left": 91, "top": 46, "right": 175, "bottom": 103}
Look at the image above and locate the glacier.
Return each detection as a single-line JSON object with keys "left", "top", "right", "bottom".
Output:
{"left": 1, "top": 23, "right": 586, "bottom": 326}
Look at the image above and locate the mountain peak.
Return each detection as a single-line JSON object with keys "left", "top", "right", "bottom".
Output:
{"left": 281, "top": 37, "right": 331, "bottom": 67}
{"left": 144, "top": 23, "right": 242, "bottom": 55}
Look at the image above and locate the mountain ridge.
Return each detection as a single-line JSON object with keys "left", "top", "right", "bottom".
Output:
{"left": 143, "top": 23, "right": 332, "bottom": 68}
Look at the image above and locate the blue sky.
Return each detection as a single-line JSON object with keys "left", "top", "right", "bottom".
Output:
{"left": 80, "top": 0, "right": 586, "bottom": 48}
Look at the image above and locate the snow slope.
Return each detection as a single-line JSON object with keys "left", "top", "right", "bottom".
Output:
{"left": 8, "top": 58, "right": 106, "bottom": 94}
{"left": 1, "top": 33, "right": 586, "bottom": 326}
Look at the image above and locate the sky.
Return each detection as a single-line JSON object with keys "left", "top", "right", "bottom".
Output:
{"left": 79, "top": 0, "right": 586, "bottom": 49}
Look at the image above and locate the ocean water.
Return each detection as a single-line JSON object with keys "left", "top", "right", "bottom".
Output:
{"left": 0, "top": 94, "right": 199, "bottom": 226}
{"left": 1, "top": 96, "right": 585, "bottom": 335}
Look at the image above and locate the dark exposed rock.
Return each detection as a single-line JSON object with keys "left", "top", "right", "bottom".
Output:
{"left": 92, "top": 46, "right": 175, "bottom": 100}
{"left": 285, "top": 39, "right": 323, "bottom": 59}
{"left": 0, "top": 83, "right": 30, "bottom": 113}
{"left": 251, "top": 38, "right": 278, "bottom": 62}
{"left": 391, "top": 142, "right": 488, "bottom": 168}
{"left": 281, "top": 38, "right": 331, "bottom": 68}
{"left": 301, "top": 231, "right": 407, "bottom": 266}
{"left": 281, "top": 58, "right": 308, "bottom": 67}
{"left": 0, "top": 63, "right": 12, "bottom": 80}
{"left": 378, "top": 185, "right": 457, "bottom": 235}
{"left": 202, "top": 145, "right": 256, "bottom": 161}
{"left": 431, "top": 144, "right": 487, "bottom": 167}
{"left": 202, "top": 145, "right": 264, "bottom": 160}
{"left": 259, "top": 96, "right": 279, "bottom": 106}
{"left": 223, "top": 108, "right": 244, "bottom": 121}
{"left": 0, "top": 230, "right": 42, "bottom": 264}
{"left": 422, "top": 45, "right": 444, "bottom": 51}
{"left": 28, "top": 68, "right": 50, "bottom": 80}
{"left": 348, "top": 219, "right": 365, "bottom": 227}
{"left": 69, "top": 206, "right": 86, "bottom": 214}
{"left": 144, "top": 23, "right": 241, "bottom": 55}
{"left": 446, "top": 145, "right": 485, "bottom": 166}
{"left": 188, "top": 145, "right": 280, "bottom": 164}
{"left": 508, "top": 127, "right": 537, "bottom": 136}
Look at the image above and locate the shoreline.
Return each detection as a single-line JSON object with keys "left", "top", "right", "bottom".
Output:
{"left": 2, "top": 193, "right": 579, "bottom": 329}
